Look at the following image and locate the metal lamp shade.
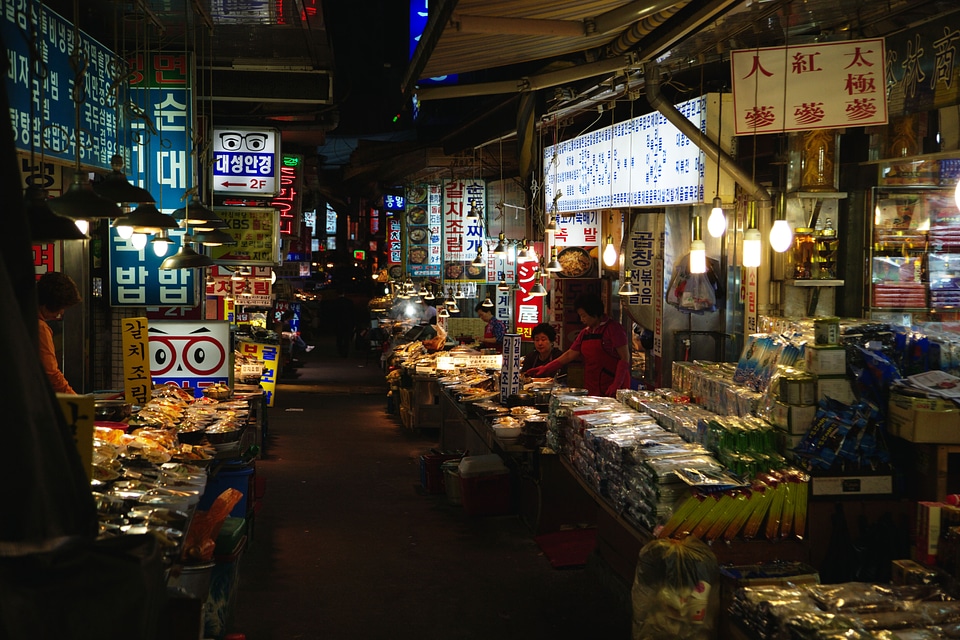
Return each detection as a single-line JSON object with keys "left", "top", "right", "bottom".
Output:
{"left": 25, "top": 186, "right": 88, "bottom": 241}
{"left": 172, "top": 198, "right": 218, "bottom": 226}
{"left": 116, "top": 203, "right": 179, "bottom": 234}
{"left": 48, "top": 173, "right": 122, "bottom": 220}
{"left": 160, "top": 243, "right": 214, "bottom": 269}
{"left": 190, "top": 229, "right": 237, "bottom": 246}
{"left": 93, "top": 155, "right": 155, "bottom": 204}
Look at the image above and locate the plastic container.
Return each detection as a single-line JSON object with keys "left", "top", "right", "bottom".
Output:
{"left": 205, "top": 535, "right": 247, "bottom": 640}
{"left": 168, "top": 562, "right": 215, "bottom": 600}
{"left": 419, "top": 452, "right": 462, "bottom": 494}
{"left": 198, "top": 463, "right": 256, "bottom": 518}
{"left": 443, "top": 464, "right": 462, "bottom": 505}
{"left": 458, "top": 455, "right": 510, "bottom": 516}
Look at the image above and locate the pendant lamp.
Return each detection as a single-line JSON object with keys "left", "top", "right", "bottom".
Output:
{"left": 160, "top": 242, "right": 214, "bottom": 270}
{"left": 25, "top": 185, "right": 88, "bottom": 241}
{"left": 114, "top": 203, "right": 179, "bottom": 235}
{"left": 618, "top": 271, "right": 638, "bottom": 296}
{"left": 93, "top": 154, "right": 155, "bottom": 205}
{"left": 49, "top": 172, "right": 122, "bottom": 221}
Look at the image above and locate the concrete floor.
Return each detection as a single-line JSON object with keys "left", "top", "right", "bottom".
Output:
{"left": 227, "top": 336, "right": 632, "bottom": 639}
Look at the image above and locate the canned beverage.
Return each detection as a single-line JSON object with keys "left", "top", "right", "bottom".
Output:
{"left": 814, "top": 317, "right": 840, "bottom": 345}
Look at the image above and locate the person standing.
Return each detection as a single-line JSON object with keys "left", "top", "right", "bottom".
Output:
{"left": 525, "top": 293, "right": 631, "bottom": 397}
{"left": 37, "top": 272, "right": 82, "bottom": 394}
{"left": 476, "top": 302, "right": 506, "bottom": 352}
{"left": 521, "top": 322, "right": 566, "bottom": 380}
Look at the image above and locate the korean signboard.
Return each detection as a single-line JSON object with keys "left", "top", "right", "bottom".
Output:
{"left": 405, "top": 183, "right": 442, "bottom": 278}
{"left": 148, "top": 320, "right": 232, "bottom": 389}
{"left": 120, "top": 317, "right": 151, "bottom": 406}
{"left": 109, "top": 228, "right": 199, "bottom": 307}
{"left": 208, "top": 206, "right": 281, "bottom": 265}
{"left": 271, "top": 155, "right": 302, "bottom": 236}
{"left": 731, "top": 38, "right": 887, "bottom": 134}
{"left": 387, "top": 211, "right": 403, "bottom": 280}
{"left": 237, "top": 342, "right": 278, "bottom": 407}
{"left": 3, "top": 3, "right": 116, "bottom": 170}
{"left": 551, "top": 211, "right": 601, "bottom": 279}
{"left": 441, "top": 179, "right": 485, "bottom": 282}
{"left": 206, "top": 265, "right": 274, "bottom": 307}
{"left": 512, "top": 258, "right": 543, "bottom": 340}
{"left": 544, "top": 96, "right": 706, "bottom": 212}
{"left": 129, "top": 53, "right": 192, "bottom": 210}
{"left": 212, "top": 126, "right": 281, "bottom": 196}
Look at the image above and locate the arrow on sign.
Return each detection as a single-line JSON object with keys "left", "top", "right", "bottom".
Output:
{"left": 221, "top": 181, "right": 248, "bottom": 187}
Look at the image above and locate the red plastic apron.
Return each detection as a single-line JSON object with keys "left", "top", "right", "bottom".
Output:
{"left": 579, "top": 328, "right": 619, "bottom": 396}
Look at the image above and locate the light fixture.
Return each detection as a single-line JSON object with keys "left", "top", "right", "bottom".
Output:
{"left": 517, "top": 239, "right": 532, "bottom": 263}
{"left": 742, "top": 203, "right": 762, "bottom": 268}
{"left": 493, "top": 232, "right": 506, "bottom": 258}
{"left": 455, "top": 284, "right": 465, "bottom": 299}
{"left": 231, "top": 269, "right": 245, "bottom": 281}
{"left": 130, "top": 233, "right": 148, "bottom": 250}
{"left": 438, "top": 305, "right": 450, "bottom": 318}
{"left": 423, "top": 287, "right": 435, "bottom": 301}
{"left": 449, "top": 300, "right": 460, "bottom": 314}
{"left": 689, "top": 216, "right": 706, "bottom": 275}
{"left": 205, "top": 271, "right": 215, "bottom": 286}
{"left": 93, "top": 154, "right": 155, "bottom": 205}
{"left": 191, "top": 228, "right": 237, "bottom": 247}
{"left": 529, "top": 269, "right": 547, "bottom": 297}
{"left": 618, "top": 270, "right": 638, "bottom": 296}
{"left": 466, "top": 202, "right": 480, "bottom": 220}
{"left": 49, "top": 172, "right": 122, "bottom": 222}
{"left": 151, "top": 231, "right": 174, "bottom": 257}
{"left": 472, "top": 244, "right": 484, "bottom": 267}
{"left": 546, "top": 247, "right": 563, "bottom": 272}
{"left": 707, "top": 90, "right": 726, "bottom": 238}
{"left": 445, "top": 288, "right": 457, "bottom": 307}
{"left": 24, "top": 186, "right": 88, "bottom": 242}
{"left": 114, "top": 203, "right": 179, "bottom": 235}
{"left": 707, "top": 197, "right": 726, "bottom": 238}
{"left": 602, "top": 234, "right": 618, "bottom": 268}
{"left": 160, "top": 242, "right": 214, "bottom": 270}
{"left": 497, "top": 275, "right": 510, "bottom": 291}
{"left": 74, "top": 219, "right": 90, "bottom": 235}
{"left": 769, "top": 192, "right": 793, "bottom": 253}
{"left": 545, "top": 215, "right": 558, "bottom": 233}
{"left": 114, "top": 221, "right": 134, "bottom": 239}
{"left": 481, "top": 294, "right": 494, "bottom": 308}
{"left": 190, "top": 212, "right": 228, "bottom": 232}
{"left": 172, "top": 197, "right": 217, "bottom": 226}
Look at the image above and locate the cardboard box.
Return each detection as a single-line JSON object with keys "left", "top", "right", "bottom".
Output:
{"left": 816, "top": 375, "right": 857, "bottom": 405}
{"left": 776, "top": 431, "right": 807, "bottom": 455}
{"left": 888, "top": 394, "right": 960, "bottom": 443}
{"left": 916, "top": 501, "right": 944, "bottom": 566}
{"left": 805, "top": 345, "right": 847, "bottom": 376}
{"left": 810, "top": 474, "right": 892, "bottom": 496}
{"left": 891, "top": 558, "right": 937, "bottom": 585}
{"left": 771, "top": 401, "right": 817, "bottom": 435}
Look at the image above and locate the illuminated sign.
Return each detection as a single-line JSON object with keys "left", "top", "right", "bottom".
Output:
{"left": 271, "top": 157, "right": 302, "bottom": 236}
{"left": 353, "top": 250, "right": 366, "bottom": 260}
{"left": 212, "top": 126, "right": 281, "bottom": 196}
{"left": 148, "top": 321, "right": 232, "bottom": 388}
{"left": 109, "top": 227, "right": 199, "bottom": 307}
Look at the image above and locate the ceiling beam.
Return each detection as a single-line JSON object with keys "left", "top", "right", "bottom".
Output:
{"left": 449, "top": 14, "right": 584, "bottom": 37}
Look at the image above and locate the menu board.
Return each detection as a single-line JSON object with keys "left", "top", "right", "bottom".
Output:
{"left": 405, "top": 183, "right": 442, "bottom": 278}
{"left": 209, "top": 206, "right": 281, "bottom": 265}
{"left": 441, "top": 179, "right": 486, "bottom": 282}
{"left": 552, "top": 210, "right": 601, "bottom": 279}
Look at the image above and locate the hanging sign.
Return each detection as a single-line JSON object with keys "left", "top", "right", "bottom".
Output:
{"left": 109, "top": 228, "right": 199, "bottom": 307}
{"left": 147, "top": 320, "right": 232, "bottom": 389}
{"left": 3, "top": 4, "right": 116, "bottom": 170}
{"left": 441, "top": 179, "right": 486, "bottom": 282}
{"left": 208, "top": 206, "right": 281, "bottom": 265}
{"left": 212, "top": 126, "right": 281, "bottom": 196}
{"left": 885, "top": 19, "right": 960, "bottom": 115}
{"left": 731, "top": 38, "right": 887, "bottom": 134}
{"left": 237, "top": 342, "right": 279, "bottom": 407}
{"left": 405, "top": 183, "right": 442, "bottom": 277}
{"left": 551, "top": 211, "right": 601, "bottom": 279}
{"left": 513, "top": 258, "right": 542, "bottom": 340}
{"left": 120, "top": 317, "right": 151, "bottom": 406}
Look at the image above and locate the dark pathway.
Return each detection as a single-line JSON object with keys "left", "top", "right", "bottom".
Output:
{"left": 228, "top": 336, "right": 631, "bottom": 639}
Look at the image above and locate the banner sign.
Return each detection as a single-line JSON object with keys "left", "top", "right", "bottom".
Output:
{"left": 147, "top": 320, "right": 232, "bottom": 388}
{"left": 441, "top": 179, "right": 486, "bottom": 281}
{"left": 212, "top": 126, "right": 281, "bottom": 196}
{"left": 129, "top": 53, "right": 192, "bottom": 210}
{"left": 3, "top": 3, "right": 116, "bottom": 170}
{"left": 237, "top": 342, "right": 278, "bottom": 407}
{"left": 544, "top": 96, "right": 705, "bottom": 212}
{"left": 387, "top": 211, "right": 402, "bottom": 279}
{"left": 120, "top": 317, "right": 151, "bottom": 406}
{"left": 405, "top": 183, "right": 442, "bottom": 277}
{"left": 731, "top": 38, "right": 887, "bottom": 134}
{"left": 208, "top": 206, "right": 281, "bottom": 265}
{"left": 885, "top": 17, "right": 960, "bottom": 115}
{"left": 513, "top": 258, "right": 543, "bottom": 340}
{"left": 109, "top": 227, "right": 199, "bottom": 307}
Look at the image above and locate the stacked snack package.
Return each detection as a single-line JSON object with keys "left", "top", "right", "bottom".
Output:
{"left": 672, "top": 360, "right": 763, "bottom": 417}
{"left": 792, "top": 398, "right": 890, "bottom": 473}
{"left": 733, "top": 334, "right": 805, "bottom": 394}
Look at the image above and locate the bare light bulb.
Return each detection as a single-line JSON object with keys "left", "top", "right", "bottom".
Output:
{"left": 707, "top": 198, "right": 726, "bottom": 238}
{"left": 130, "top": 233, "right": 148, "bottom": 250}
{"left": 743, "top": 228, "right": 762, "bottom": 267}
{"left": 75, "top": 219, "right": 90, "bottom": 235}
{"left": 602, "top": 235, "right": 618, "bottom": 267}
{"left": 689, "top": 239, "right": 707, "bottom": 274}
{"left": 152, "top": 239, "right": 170, "bottom": 257}
{"left": 116, "top": 224, "right": 134, "bottom": 239}
{"left": 769, "top": 219, "right": 794, "bottom": 253}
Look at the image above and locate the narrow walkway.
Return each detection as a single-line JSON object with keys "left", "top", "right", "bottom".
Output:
{"left": 229, "top": 336, "right": 631, "bottom": 639}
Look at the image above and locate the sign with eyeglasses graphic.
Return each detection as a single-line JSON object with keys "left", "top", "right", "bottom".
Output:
{"left": 212, "top": 126, "right": 281, "bottom": 196}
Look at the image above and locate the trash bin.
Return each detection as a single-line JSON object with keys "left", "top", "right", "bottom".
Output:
{"left": 199, "top": 462, "right": 256, "bottom": 518}
{"left": 204, "top": 525, "right": 248, "bottom": 640}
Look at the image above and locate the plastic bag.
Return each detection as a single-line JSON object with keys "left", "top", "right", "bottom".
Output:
{"left": 181, "top": 488, "right": 243, "bottom": 562}
{"left": 631, "top": 536, "right": 720, "bottom": 640}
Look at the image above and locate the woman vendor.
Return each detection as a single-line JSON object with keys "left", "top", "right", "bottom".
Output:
{"left": 521, "top": 322, "right": 566, "bottom": 381}
{"left": 525, "top": 293, "right": 631, "bottom": 397}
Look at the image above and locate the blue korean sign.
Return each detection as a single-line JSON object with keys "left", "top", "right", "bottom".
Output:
{"left": 409, "top": 0, "right": 457, "bottom": 86}
{"left": 3, "top": 1, "right": 117, "bottom": 170}
{"left": 108, "top": 227, "right": 200, "bottom": 307}
{"left": 128, "top": 53, "right": 192, "bottom": 210}
{"left": 212, "top": 126, "right": 280, "bottom": 196}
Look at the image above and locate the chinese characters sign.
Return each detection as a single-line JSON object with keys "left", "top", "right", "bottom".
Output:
{"left": 212, "top": 126, "right": 281, "bottom": 196}
{"left": 121, "top": 317, "right": 150, "bottom": 406}
{"left": 148, "top": 321, "right": 231, "bottom": 388}
{"left": 109, "top": 228, "right": 198, "bottom": 307}
{"left": 886, "top": 19, "right": 960, "bottom": 115}
{"left": 544, "top": 97, "right": 705, "bottom": 212}
{"left": 209, "top": 206, "right": 281, "bottom": 265}
{"left": 731, "top": 38, "right": 887, "bottom": 134}
{"left": 405, "top": 183, "right": 441, "bottom": 277}
{"left": 512, "top": 259, "right": 542, "bottom": 340}
{"left": 3, "top": 3, "right": 116, "bottom": 170}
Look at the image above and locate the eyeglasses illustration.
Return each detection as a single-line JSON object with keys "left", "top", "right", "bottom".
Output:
{"left": 219, "top": 132, "right": 269, "bottom": 151}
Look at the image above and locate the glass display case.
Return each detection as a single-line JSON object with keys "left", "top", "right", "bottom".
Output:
{"left": 868, "top": 186, "right": 960, "bottom": 323}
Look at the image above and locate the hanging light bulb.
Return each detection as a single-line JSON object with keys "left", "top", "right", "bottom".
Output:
{"left": 618, "top": 270, "right": 638, "bottom": 296}
{"left": 115, "top": 222, "right": 134, "bottom": 239}
{"left": 689, "top": 216, "right": 706, "bottom": 275}
{"left": 602, "top": 235, "right": 618, "bottom": 268}
{"left": 205, "top": 270, "right": 215, "bottom": 286}
{"left": 492, "top": 232, "right": 506, "bottom": 258}
{"left": 449, "top": 299, "right": 460, "bottom": 314}
{"left": 743, "top": 203, "right": 762, "bottom": 268}
{"left": 481, "top": 294, "right": 494, "bottom": 308}
{"left": 497, "top": 275, "right": 510, "bottom": 291}
{"left": 769, "top": 193, "right": 793, "bottom": 253}
{"left": 74, "top": 219, "right": 90, "bottom": 235}
{"left": 151, "top": 231, "right": 174, "bottom": 257}
{"left": 130, "top": 233, "right": 148, "bottom": 250}
{"left": 545, "top": 215, "right": 558, "bottom": 233}
{"left": 472, "top": 244, "right": 484, "bottom": 267}
{"left": 466, "top": 202, "right": 480, "bottom": 220}
{"left": 529, "top": 280, "right": 547, "bottom": 296}
{"left": 423, "top": 287, "right": 435, "bottom": 301}
{"left": 455, "top": 284, "right": 465, "bottom": 299}
{"left": 707, "top": 197, "right": 726, "bottom": 238}
{"left": 546, "top": 247, "right": 563, "bottom": 272}
{"left": 438, "top": 305, "right": 450, "bottom": 318}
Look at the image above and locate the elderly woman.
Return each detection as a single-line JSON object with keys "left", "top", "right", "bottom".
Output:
{"left": 521, "top": 323, "right": 565, "bottom": 380}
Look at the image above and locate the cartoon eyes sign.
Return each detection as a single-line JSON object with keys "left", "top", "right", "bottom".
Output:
{"left": 148, "top": 321, "right": 231, "bottom": 386}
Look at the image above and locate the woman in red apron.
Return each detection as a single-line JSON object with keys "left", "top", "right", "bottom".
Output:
{"left": 525, "top": 293, "right": 631, "bottom": 396}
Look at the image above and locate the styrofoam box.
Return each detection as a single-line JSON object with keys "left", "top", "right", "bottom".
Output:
{"left": 458, "top": 454, "right": 508, "bottom": 478}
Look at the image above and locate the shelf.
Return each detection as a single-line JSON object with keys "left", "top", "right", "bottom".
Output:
{"left": 786, "top": 279, "right": 844, "bottom": 287}
{"left": 788, "top": 191, "right": 848, "bottom": 200}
